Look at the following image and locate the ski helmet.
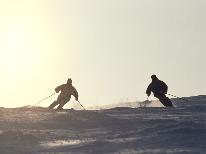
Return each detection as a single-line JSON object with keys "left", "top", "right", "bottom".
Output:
{"left": 151, "top": 74, "right": 157, "bottom": 80}
{"left": 67, "top": 78, "right": 72, "bottom": 84}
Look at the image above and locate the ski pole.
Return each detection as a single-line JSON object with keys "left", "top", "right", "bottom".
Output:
{"left": 77, "top": 101, "right": 86, "bottom": 110}
{"left": 34, "top": 92, "right": 56, "bottom": 106}
{"left": 167, "top": 93, "right": 188, "bottom": 102}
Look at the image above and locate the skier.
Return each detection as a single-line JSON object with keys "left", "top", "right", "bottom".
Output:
{"left": 146, "top": 75, "right": 173, "bottom": 107}
{"left": 49, "top": 78, "right": 79, "bottom": 110}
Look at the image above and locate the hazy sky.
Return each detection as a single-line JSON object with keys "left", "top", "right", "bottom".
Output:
{"left": 0, "top": 0, "right": 205, "bottom": 108}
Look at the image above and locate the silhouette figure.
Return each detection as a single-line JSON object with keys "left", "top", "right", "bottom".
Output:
{"left": 146, "top": 75, "right": 173, "bottom": 107}
{"left": 49, "top": 78, "right": 79, "bottom": 110}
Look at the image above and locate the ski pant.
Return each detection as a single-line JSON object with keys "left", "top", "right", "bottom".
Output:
{"left": 154, "top": 93, "right": 173, "bottom": 107}
{"left": 49, "top": 95, "right": 71, "bottom": 109}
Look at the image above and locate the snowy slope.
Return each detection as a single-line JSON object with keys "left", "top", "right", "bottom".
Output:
{"left": 0, "top": 95, "right": 205, "bottom": 154}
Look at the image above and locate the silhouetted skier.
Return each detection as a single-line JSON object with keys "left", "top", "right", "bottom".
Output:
{"left": 49, "top": 78, "right": 79, "bottom": 110}
{"left": 146, "top": 75, "right": 173, "bottom": 107}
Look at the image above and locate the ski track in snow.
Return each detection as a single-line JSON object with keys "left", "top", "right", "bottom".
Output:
{"left": 0, "top": 95, "right": 205, "bottom": 154}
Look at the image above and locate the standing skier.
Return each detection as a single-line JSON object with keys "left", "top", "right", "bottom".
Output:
{"left": 146, "top": 75, "right": 173, "bottom": 107}
{"left": 49, "top": 78, "right": 79, "bottom": 110}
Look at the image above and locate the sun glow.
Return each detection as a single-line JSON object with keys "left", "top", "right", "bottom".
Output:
{"left": 0, "top": 1, "right": 56, "bottom": 79}
{"left": 0, "top": 1, "right": 61, "bottom": 107}
{"left": 0, "top": 20, "right": 35, "bottom": 77}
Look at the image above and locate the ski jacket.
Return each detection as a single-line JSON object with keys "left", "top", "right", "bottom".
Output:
{"left": 55, "top": 84, "right": 78, "bottom": 100}
{"left": 146, "top": 79, "right": 168, "bottom": 96}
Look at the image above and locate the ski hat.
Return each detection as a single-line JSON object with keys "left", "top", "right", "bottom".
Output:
{"left": 151, "top": 74, "right": 158, "bottom": 80}
{"left": 67, "top": 78, "right": 72, "bottom": 84}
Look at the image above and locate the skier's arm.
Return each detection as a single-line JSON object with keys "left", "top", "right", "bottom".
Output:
{"left": 55, "top": 85, "right": 62, "bottom": 93}
{"left": 146, "top": 84, "right": 152, "bottom": 97}
{"left": 72, "top": 87, "right": 79, "bottom": 101}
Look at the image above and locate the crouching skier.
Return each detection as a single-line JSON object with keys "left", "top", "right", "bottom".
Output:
{"left": 146, "top": 75, "right": 173, "bottom": 107}
{"left": 49, "top": 78, "right": 79, "bottom": 110}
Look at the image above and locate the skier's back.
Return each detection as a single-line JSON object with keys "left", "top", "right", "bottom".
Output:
{"left": 146, "top": 75, "right": 173, "bottom": 107}
{"left": 49, "top": 78, "right": 78, "bottom": 110}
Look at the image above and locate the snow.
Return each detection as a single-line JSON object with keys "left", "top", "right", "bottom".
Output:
{"left": 0, "top": 95, "right": 205, "bottom": 154}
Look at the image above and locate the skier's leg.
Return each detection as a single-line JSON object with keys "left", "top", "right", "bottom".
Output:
{"left": 48, "top": 101, "right": 58, "bottom": 109}
{"left": 163, "top": 96, "right": 173, "bottom": 107}
{"left": 158, "top": 94, "right": 173, "bottom": 107}
{"left": 57, "top": 101, "right": 67, "bottom": 110}
{"left": 48, "top": 95, "right": 63, "bottom": 109}
{"left": 155, "top": 93, "right": 172, "bottom": 107}
{"left": 57, "top": 97, "right": 70, "bottom": 110}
